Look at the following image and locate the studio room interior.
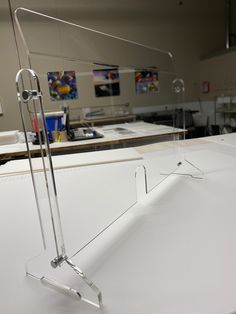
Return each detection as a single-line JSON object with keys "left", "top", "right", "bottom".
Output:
{"left": 1, "top": 1, "right": 236, "bottom": 314}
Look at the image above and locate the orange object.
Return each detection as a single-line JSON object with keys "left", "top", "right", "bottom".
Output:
{"left": 33, "top": 116, "right": 39, "bottom": 133}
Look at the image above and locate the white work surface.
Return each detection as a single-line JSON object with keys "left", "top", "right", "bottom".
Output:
{"left": 1, "top": 135, "right": 236, "bottom": 314}
{"left": 0, "top": 121, "right": 185, "bottom": 158}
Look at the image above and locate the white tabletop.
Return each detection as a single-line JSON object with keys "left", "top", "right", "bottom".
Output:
{"left": 0, "top": 121, "right": 185, "bottom": 158}
{"left": 0, "top": 135, "right": 236, "bottom": 314}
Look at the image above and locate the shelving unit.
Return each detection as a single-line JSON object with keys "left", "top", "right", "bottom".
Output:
{"left": 215, "top": 97, "right": 236, "bottom": 132}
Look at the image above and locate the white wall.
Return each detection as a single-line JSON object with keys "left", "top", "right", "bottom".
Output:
{"left": 200, "top": 49, "right": 236, "bottom": 99}
{"left": 0, "top": 1, "right": 22, "bottom": 131}
{"left": 0, "top": 0, "right": 225, "bottom": 131}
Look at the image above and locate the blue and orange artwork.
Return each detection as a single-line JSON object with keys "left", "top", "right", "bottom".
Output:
{"left": 135, "top": 70, "right": 159, "bottom": 94}
{"left": 47, "top": 70, "right": 78, "bottom": 101}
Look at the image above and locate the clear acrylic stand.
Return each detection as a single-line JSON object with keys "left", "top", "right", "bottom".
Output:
{"left": 171, "top": 78, "right": 204, "bottom": 179}
{"left": 16, "top": 68, "right": 102, "bottom": 308}
{"left": 13, "top": 6, "right": 201, "bottom": 309}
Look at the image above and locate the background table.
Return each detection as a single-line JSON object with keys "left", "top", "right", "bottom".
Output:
{"left": 0, "top": 121, "right": 185, "bottom": 162}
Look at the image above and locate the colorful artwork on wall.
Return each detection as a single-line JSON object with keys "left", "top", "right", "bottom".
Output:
{"left": 135, "top": 70, "right": 159, "bottom": 94}
{"left": 47, "top": 70, "right": 78, "bottom": 101}
{"left": 93, "top": 68, "right": 120, "bottom": 97}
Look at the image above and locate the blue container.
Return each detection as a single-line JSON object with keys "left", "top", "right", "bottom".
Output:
{"left": 46, "top": 116, "right": 62, "bottom": 139}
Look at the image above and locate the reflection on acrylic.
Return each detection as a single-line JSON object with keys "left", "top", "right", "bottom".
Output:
{"left": 47, "top": 71, "right": 78, "bottom": 101}
{"left": 135, "top": 70, "right": 159, "bottom": 94}
{"left": 93, "top": 68, "right": 120, "bottom": 97}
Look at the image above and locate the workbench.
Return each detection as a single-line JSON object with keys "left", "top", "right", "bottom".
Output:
{"left": 0, "top": 121, "right": 185, "bottom": 161}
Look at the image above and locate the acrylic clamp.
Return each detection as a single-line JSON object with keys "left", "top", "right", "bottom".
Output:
{"left": 16, "top": 68, "right": 102, "bottom": 309}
